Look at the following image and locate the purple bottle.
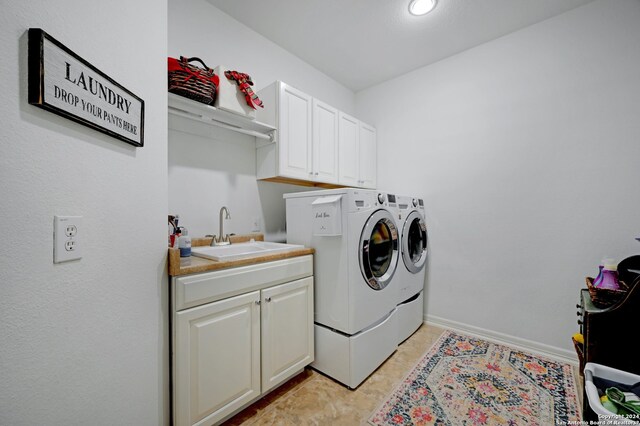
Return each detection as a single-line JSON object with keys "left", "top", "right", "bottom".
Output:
{"left": 596, "top": 259, "right": 620, "bottom": 290}
{"left": 593, "top": 263, "right": 604, "bottom": 287}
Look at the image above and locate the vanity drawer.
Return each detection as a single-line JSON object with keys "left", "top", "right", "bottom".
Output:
{"left": 172, "top": 255, "right": 313, "bottom": 311}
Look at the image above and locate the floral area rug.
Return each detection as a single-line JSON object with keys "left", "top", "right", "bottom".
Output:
{"left": 369, "top": 330, "right": 580, "bottom": 425}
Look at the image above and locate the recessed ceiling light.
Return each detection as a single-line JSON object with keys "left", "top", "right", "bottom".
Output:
{"left": 408, "top": 0, "right": 437, "bottom": 16}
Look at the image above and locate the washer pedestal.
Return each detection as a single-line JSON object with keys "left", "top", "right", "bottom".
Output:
{"left": 312, "top": 309, "right": 398, "bottom": 389}
{"left": 397, "top": 291, "right": 424, "bottom": 345}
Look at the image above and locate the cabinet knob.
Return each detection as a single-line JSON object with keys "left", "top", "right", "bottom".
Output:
{"left": 577, "top": 320, "right": 583, "bottom": 325}
{"left": 255, "top": 300, "right": 261, "bottom": 305}
{"left": 315, "top": 172, "right": 319, "bottom": 176}
{"left": 576, "top": 304, "right": 581, "bottom": 309}
{"left": 576, "top": 311, "right": 581, "bottom": 316}
{"left": 265, "top": 297, "right": 272, "bottom": 302}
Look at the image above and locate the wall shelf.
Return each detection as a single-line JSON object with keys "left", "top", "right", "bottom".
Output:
{"left": 168, "top": 93, "right": 276, "bottom": 142}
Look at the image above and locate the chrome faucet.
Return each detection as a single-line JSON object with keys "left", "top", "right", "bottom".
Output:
{"left": 208, "top": 206, "right": 231, "bottom": 246}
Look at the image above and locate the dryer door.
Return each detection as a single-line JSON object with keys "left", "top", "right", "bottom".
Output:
{"left": 401, "top": 211, "right": 428, "bottom": 274}
{"left": 359, "top": 209, "right": 399, "bottom": 290}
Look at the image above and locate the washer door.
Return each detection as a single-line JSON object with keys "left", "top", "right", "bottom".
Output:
{"left": 402, "top": 211, "right": 428, "bottom": 274}
{"left": 360, "top": 209, "right": 399, "bottom": 290}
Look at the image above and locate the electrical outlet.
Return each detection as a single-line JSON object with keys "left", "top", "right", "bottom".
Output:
{"left": 65, "top": 225, "right": 77, "bottom": 237}
{"left": 54, "top": 215, "right": 82, "bottom": 263}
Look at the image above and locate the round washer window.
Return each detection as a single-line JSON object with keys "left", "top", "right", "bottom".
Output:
{"left": 360, "top": 209, "right": 399, "bottom": 291}
{"left": 407, "top": 218, "right": 425, "bottom": 263}
{"left": 401, "top": 210, "right": 428, "bottom": 274}
{"left": 369, "top": 221, "right": 393, "bottom": 278}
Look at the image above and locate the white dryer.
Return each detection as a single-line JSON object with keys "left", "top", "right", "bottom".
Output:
{"left": 284, "top": 188, "right": 401, "bottom": 388}
{"left": 396, "top": 195, "right": 428, "bottom": 344}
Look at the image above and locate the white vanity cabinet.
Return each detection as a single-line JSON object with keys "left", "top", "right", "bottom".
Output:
{"left": 174, "top": 291, "right": 261, "bottom": 426}
{"left": 261, "top": 277, "right": 314, "bottom": 393}
{"left": 256, "top": 81, "right": 374, "bottom": 188}
{"left": 172, "top": 255, "right": 314, "bottom": 426}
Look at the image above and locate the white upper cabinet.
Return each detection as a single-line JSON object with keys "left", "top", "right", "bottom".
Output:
{"left": 338, "top": 112, "right": 360, "bottom": 187}
{"left": 278, "top": 83, "right": 313, "bottom": 180}
{"left": 338, "top": 115, "right": 377, "bottom": 189}
{"left": 312, "top": 99, "right": 339, "bottom": 184}
{"left": 358, "top": 122, "right": 377, "bottom": 189}
{"left": 257, "top": 81, "right": 376, "bottom": 189}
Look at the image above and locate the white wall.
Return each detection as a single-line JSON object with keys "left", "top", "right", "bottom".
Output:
{"left": 356, "top": 0, "right": 640, "bottom": 354}
{"left": 0, "top": 2, "right": 168, "bottom": 425}
{"left": 168, "top": 0, "right": 355, "bottom": 240}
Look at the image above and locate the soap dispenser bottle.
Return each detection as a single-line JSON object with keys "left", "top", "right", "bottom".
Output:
{"left": 177, "top": 227, "right": 191, "bottom": 258}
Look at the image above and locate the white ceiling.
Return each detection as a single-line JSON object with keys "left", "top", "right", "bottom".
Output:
{"left": 207, "top": 0, "right": 595, "bottom": 92}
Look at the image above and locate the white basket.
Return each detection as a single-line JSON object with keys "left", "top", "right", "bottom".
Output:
{"left": 213, "top": 66, "right": 256, "bottom": 119}
{"left": 584, "top": 363, "right": 640, "bottom": 425}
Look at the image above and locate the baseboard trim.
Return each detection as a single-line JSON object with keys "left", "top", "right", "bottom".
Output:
{"left": 425, "top": 314, "right": 578, "bottom": 366}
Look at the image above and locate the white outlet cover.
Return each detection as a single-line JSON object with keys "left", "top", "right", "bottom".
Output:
{"left": 54, "top": 215, "right": 82, "bottom": 263}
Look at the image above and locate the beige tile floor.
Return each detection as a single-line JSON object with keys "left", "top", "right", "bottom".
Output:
{"left": 223, "top": 324, "right": 583, "bottom": 425}
{"left": 223, "top": 324, "right": 445, "bottom": 425}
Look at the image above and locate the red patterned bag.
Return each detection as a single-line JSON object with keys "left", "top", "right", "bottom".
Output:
{"left": 168, "top": 56, "right": 219, "bottom": 105}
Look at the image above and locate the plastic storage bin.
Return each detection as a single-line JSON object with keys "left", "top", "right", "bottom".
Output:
{"left": 584, "top": 362, "right": 640, "bottom": 425}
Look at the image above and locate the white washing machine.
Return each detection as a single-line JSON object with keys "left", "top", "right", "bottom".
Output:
{"left": 284, "top": 188, "right": 401, "bottom": 388}
{"left": 395, "top": 195, "right": 428, "bottom": 344}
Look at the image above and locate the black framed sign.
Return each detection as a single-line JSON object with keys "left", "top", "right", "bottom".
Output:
{"left": 28, "top": 28, "right": 145, "bottom": 147}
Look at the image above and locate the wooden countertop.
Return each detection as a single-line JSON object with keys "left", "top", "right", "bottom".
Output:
{"left": 168, "top": 233, "right": 314, "bottom": 277}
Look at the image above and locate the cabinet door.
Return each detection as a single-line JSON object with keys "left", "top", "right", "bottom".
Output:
{"left": 278, "top": 83, "right": 313, "bottom": 180}
{"left": 261, "top": 277, "right": 314, "bottom": 393}
{"left": 312, "top": 99, "right": 339, "bottom": 184}
{"left": 359, "top": 122, "right": 377, "bottom": 189}
{"left": 338, "top": 112, "right": 360, "bottom": 187}
{"left": 174, "top": 291, "right": 261, "bottom": 426}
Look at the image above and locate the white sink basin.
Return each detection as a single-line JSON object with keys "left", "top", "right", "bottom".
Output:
{"left": 191, "top": 241, "right": 304, "bottom": 261}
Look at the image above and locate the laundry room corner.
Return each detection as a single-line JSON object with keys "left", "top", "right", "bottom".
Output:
{"left": 354, "top": 0, "right": 640, "bottom": 356}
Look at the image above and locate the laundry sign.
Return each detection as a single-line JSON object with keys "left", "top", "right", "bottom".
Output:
{"left": 28, "top": 28, "right": 144, "bottom": 147}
